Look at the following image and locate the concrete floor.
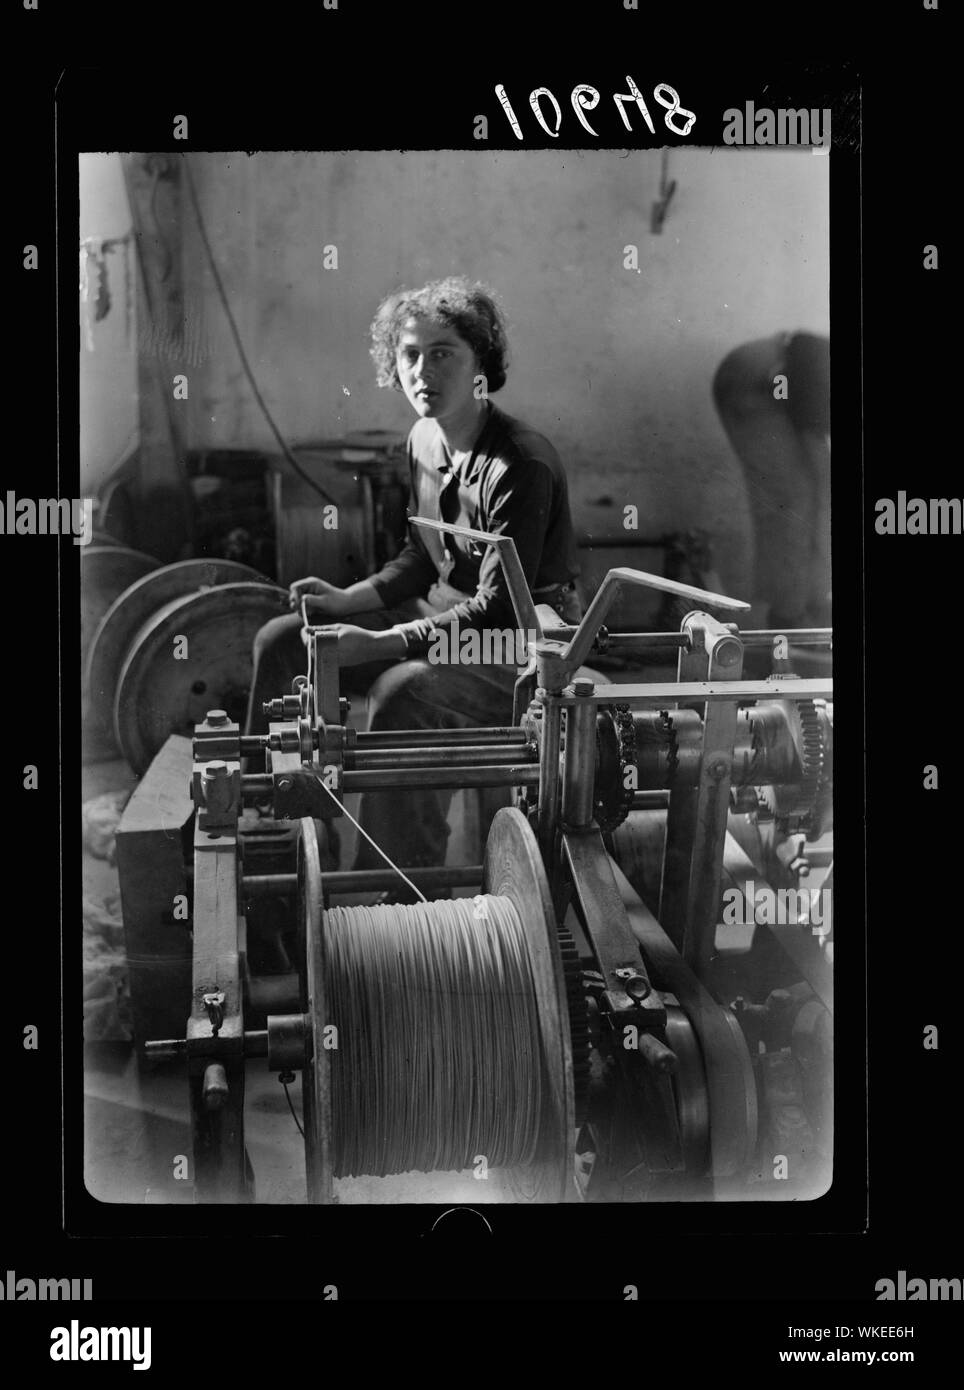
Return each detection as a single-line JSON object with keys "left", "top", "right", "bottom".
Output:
{"left": 85, "top": 1042, "right": 550, "bottom": 1204}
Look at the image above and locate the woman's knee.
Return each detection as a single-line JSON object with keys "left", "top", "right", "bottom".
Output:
{"left": 367, "top": 660, "right": 442, "bottom": 728}
{"left": 253, "top": 612, "right": 303, "bottom": 663}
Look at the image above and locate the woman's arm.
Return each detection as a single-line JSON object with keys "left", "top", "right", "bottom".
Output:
{"left": 289, "top": 576, "right": 386, "bottom": 618}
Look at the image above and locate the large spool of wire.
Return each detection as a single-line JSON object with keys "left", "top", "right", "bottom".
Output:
{"left": 327, "top": 896, "right": 545, "bottom": 1177}
{"left": 301, "top": 809, "right": 575, "bottom": 1203}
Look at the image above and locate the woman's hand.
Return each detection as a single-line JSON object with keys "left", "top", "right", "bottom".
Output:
{"left": 289, "top": 577, "right": 353, "bottom": 618}
{"left": 308, "top": 624, "right": 393, "bottom": 666}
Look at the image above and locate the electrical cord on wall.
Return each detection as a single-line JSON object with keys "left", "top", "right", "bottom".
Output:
{"left": 181, "top": 154, "right": 337, "bottom": 507}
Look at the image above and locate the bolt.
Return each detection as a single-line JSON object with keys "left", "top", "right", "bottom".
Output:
{"left": 572, "top": 678, "right": 595, "bottom": 697}
{"left": 204, "top": 760, "right": 228, "bottom": 779}
{"left": 206, "top": 709, "right": 229, "bottom": 726}
{"left": 706, "top": 757, "right": 729, "bottom": 780}
{"left": 614, "top": 966, "right": 651, "bottom": 1001}
{"left": 202, "top": 1063, "right": 229, "bottom": 1112}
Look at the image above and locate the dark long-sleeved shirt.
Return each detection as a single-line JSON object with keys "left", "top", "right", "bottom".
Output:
{"left": 368, "top": 401, "right": 580, "bottom": 658}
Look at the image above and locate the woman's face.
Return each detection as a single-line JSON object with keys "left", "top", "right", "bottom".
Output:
{"left": 395, "top": 317, "right": 481, "bottom": 424}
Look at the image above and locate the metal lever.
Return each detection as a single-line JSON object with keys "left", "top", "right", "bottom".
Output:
{"left": 561, "top": 567, "right": 750, "bottom": 675}
{"left": 408, "top": 517, "right": 543, "bottom": 641}
{"left": 409, "top": 516, "right": 750, "bottom": 685}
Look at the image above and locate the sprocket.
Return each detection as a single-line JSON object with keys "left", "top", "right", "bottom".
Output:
{"left": 593, "top": 704, "right": 637, "bottom": 833}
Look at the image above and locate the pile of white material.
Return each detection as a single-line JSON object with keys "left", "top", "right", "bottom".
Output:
{"left": 82, "top": 789, "right": 133, "bottom": 1040}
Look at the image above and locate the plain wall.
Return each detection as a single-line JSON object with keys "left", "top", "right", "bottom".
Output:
{"left": 179, "top": 149, "right": 829, "bottom": 599}
{"left": 80, "top": 153, "right": 139, "bottom": 496}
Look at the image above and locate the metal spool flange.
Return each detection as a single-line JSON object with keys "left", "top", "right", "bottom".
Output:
{"left": 86, "top": 558, "right": 269, "bottom": 735}
{"left": 114, "top": 581, "right": 288, "bottom": 774}
{"left": 81, "top": 545, "right": 160, "bottom": 667}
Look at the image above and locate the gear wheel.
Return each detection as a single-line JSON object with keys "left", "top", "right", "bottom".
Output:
{"left": 557, "top": 921, "right": 591, "bottom": 1123}
{"left": 756, "top": 677, "right": 824, "bottom": 833}
{"left": 593, "top": 704, "right": 637, "bottom": 833}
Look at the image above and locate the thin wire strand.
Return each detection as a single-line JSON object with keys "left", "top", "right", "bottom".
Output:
{"left": 325, "top": 895, "right": 544, "bottom": 1179}
{"left": 311, "top": 774, "right": 428, "bottom": 903}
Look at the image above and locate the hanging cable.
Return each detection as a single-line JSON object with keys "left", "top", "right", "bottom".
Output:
{"left": 279, "top": 1071, "right": 305, "bottom": 1138}
{"left": 180, "top": 155, "right": 338, "bottom": 507}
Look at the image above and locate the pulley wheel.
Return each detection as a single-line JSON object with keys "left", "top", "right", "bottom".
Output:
{"left": 114, "top": 581, "right": 288, "bottom": 774}
{"left": 86, "top": 559, "right": 269, "bottom": 740}
{"left": 664, "top": 1006, "right": 710, "bottom": 1175}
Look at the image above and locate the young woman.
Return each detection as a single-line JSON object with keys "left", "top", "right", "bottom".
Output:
{"left": 247, "top": 276, "right": 580, "bottom": 893}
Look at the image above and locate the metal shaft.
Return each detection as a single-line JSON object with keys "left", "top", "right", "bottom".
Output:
{"left": 241, "top": 868, "right": 485, "bottom": 902}
{"left": 343, "top": 766, "right": 539, "bottom": 792}
{"left": 539, "top": 628, "right": 831, "bottom": 650}
{"left": 348, "top": 745, "right": 534, "bottom": 770}
{"left": 241, "top": 873, "right": 298, "bottom": 898}
{"left": 243, "top": 766, "right": 538, "bottom": 800}
{"left": 356, "top": 727, "right": 527, "bottom": 747}
{"left": 324, "top": 866, "right": 483, "bottom": 893}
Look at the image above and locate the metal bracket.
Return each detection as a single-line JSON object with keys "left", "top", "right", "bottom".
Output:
{"left": 561, "top": 829, "right": 665, "bottom": 1030}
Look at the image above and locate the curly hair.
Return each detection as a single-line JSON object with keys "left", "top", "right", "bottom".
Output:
{"left": 369, "top": 276, "right": 509, "bottom": 393}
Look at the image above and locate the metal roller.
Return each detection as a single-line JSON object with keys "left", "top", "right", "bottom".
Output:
{"left": 114, "top": 581, "right": 288, "bottom": 774}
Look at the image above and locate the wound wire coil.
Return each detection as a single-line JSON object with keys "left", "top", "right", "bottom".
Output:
{"left": 325, "top": 895, "right": 547, "bottom": 1179}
